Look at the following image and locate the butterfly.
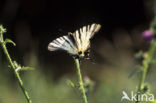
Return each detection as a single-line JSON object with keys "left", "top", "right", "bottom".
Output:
{"left": 48, "top": 23, "right": 101, "bottom": 59}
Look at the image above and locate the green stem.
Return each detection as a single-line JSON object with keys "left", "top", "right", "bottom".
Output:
{"left": 136, "top": 40, "right": 156, "bottom": 103}
{"left": 74, "top": 59, "right": 88, "bottom": 103}
{"left": 138, "top": 61, "right": 148, "bottom": 92}
{"left": 136, "top": 61, "right": 148, "bottom": 103}
{"left": 0, "top": 35, "right": 32, "bottom": 103}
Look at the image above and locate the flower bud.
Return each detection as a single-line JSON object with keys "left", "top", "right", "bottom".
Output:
{"left": 142, "top": 30, "right": 154, "bottom": 41}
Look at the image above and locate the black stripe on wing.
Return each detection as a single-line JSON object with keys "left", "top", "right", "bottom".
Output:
{"left": 61, "top": 36, "right": 74, "bottom": 49}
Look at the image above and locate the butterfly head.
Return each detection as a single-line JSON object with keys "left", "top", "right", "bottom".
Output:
{"left": 78, "top": 50, "right": 85, "bottom": 58}
{"left": 77, "top": 49, "right": 90, "bottom": 59}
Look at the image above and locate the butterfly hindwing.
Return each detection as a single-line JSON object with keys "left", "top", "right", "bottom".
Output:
{"left": 72, "top": 23, "right": 101, "bottom": 52}
{"left": 89, "top": 23, "right": 101, "bottom": 38}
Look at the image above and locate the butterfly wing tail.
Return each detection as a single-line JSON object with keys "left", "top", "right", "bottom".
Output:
{"left": 90, "top": 24, "right": 101, "bottom": 38}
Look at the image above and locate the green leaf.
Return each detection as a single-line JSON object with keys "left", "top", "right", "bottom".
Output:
{"left": 66, "top": 80, "right": 75, "bottom": 88}
{"left": 4, "top": 39, "right": 16, "bottom": 46}
{"left": 20, "top": 66, "right": 34, "bottom": 71}
{"left": 0, "top": 25, "right": 6, "bottom": 33}
{"left": 128, "top": 65, "right": 143, "bottom": 78}
{"left": 13, "top": 61, "right": 19, "bottom": 68}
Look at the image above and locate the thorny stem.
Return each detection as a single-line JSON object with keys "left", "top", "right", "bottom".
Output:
{"left": 74, "top": 59, "right": 88, "bottom": 103}
{"left": 136, "top": 40, "right": 156, "bottom": 103}
{"left": 0, "top": 27, "right": 32, "bottom": 103}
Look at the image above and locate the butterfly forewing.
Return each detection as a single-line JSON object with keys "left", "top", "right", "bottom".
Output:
{"left": 48, "top": 35, "right": 78, "bottom": 55}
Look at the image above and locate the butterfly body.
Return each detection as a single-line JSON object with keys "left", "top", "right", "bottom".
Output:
{"left": 48, "top": 23, "right": 101, "bottom": 59}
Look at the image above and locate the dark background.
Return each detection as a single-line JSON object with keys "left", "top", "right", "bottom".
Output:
{"left": 0, "top": 0, "right": 149, "bottom": 34}
{"left": 1, "top": 0, "right": 156, "bottom": 103}
{"left": 0, "top": 0, "right": 151, "bottom": 78}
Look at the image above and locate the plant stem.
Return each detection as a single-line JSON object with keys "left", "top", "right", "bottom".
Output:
{"left": 136, "top": 40, "right": 156, "bottom": 103}
{"left": 74, "top": 58, "right": 88, "bottom": 103}
{"left": 0, "top": 34, "right": 32, "bottom": 103}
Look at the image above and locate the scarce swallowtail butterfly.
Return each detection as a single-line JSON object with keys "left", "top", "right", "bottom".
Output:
{"left": 48, "top": 23, "right": 101, "bottom": 59}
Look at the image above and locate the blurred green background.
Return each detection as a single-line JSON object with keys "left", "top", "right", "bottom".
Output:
{"left": 0, "top": 0, "right": 156, "bottom": 103}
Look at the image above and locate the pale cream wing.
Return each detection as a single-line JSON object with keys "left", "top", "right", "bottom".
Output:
{"left": 48, "top": 35, "right": 78, "bottom": 55}
{"left": 73, "top": 23, "right": 101, "bottom": 51}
